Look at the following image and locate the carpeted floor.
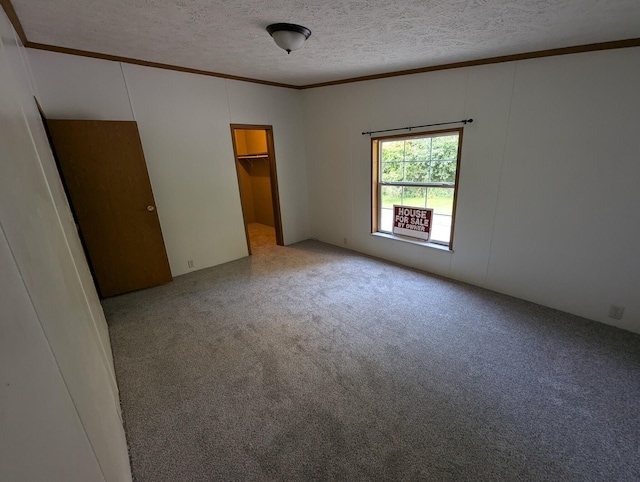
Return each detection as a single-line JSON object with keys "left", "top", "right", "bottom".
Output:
{"left": 248, "top": 222, "right": 276, "bottom": 252}
{"left": 103, "top": 240, "right": 640, "bottom": 481}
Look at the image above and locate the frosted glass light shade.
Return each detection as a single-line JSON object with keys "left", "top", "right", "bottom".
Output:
{"left": 271, "top": 30, "right": 306, "bottom": 52}
{"left": 267, "top": 23, "right": 312, "bottom": 54}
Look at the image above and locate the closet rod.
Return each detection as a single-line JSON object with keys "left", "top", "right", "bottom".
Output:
{"left": 237, "top": 154, "right": 269, "bottom": 159}
{"left": 362, "top": 118, "right": 473, "bottom": 136}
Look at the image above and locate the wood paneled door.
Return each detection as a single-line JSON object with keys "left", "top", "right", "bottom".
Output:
{"left": 46, "top": 119, "right": 172, "bottom": 297}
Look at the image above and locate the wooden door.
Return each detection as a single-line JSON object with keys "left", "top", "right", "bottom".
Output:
{"left": 46, "top": 120, "right": 172, "bottom": 297}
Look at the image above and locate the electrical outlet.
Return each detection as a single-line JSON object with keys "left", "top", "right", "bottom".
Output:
{"left": 187, "top": 259, "right": 194, "bottom": 269}
{"left": 608, "top": 304, "right": 625, "bottom": 320}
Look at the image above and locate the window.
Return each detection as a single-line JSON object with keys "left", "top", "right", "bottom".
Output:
{"left": 371, "top": 128, "right": 463, "bottom": 249}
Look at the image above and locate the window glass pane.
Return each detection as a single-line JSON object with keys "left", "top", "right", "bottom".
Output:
{"left": 380, "top": 186, "right": 427, "bottom": 233}
{"left": 431, "top": 134, "right": 458, "bottom": 160}
{"left": 430, "top": 215, "right": 451, "bottom": 243}
{"left": 404, "top": 138, "right": 431, "bottom": 161}
{"left": 403, "top": 161, "right": 429, "bottom": 182}
{"left": 429, "top": 160, "right": 456, "bottom": 182}
{"left": 381, "top": 162, "right": 403, "bottom": 181}
{"left": 380, "top": 208, "right": 393, "bottom": 232}
{"left": 427, "top": 187, "right": 454, "bottom": 215}
{"left": 381, "top": 185, "right": 402, "bottom": 209}
{"left": 402, "top": 186, "right": 426, "bottom": 207}
{"left": 381, "top": 140, "right": 405, "bottom": 161}
{"left": 428, "top": 187, "right": 454, "bottom": 243}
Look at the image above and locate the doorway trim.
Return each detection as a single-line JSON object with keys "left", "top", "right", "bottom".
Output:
{"left": 230, "top": 124, "right": 284, "bottom": 254}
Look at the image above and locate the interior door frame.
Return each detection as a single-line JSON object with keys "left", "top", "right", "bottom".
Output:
{"left": 230, "top": 124, "right": 284, "bottom": 254}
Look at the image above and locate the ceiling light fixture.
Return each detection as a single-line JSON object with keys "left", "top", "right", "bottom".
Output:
{"left": 266, "top": 23, "right": 311, "bottom": 54}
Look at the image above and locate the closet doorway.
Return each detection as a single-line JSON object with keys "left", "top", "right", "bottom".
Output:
{"left": 231, "top": 124, "right": 284, "bottom": 254}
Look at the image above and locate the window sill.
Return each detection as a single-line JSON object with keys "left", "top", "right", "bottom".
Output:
{"left": 371, "top": 232, "right": 453, "bottom": 252}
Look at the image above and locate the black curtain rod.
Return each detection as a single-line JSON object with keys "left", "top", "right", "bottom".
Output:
{"left": 362, "top": 118, "right": 473, "bottom": 136}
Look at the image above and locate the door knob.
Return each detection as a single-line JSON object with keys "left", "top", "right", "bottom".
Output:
{"left": 147, "top": 205, "right": 155, "bottom": 212}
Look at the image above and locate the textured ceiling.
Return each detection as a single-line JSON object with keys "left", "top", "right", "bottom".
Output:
{"left": 10, "top": 0, "right": 640, "bottom": 86}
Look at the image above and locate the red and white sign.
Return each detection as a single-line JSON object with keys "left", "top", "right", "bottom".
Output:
{"left": 392, "top": 205, "right": 433, "bottom": 241}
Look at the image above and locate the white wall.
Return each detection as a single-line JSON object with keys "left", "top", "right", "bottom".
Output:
{"left": 23, "top": 34, "right": 639, "bottom": 335}
{"left": 303, "top": 48, "right": 640, "bottom": 334}
{"left": 0, "top": 9, "right": 131, "bottom": 482}
{"left": 28, "top": 50, "right": 310, "bottom": 276}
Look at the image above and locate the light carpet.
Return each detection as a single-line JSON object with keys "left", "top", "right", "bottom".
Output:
{"left": 103, "top": 240, "right": 640, "bottom": 481}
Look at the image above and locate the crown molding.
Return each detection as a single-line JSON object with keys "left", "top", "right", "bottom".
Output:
{"left": 26, "top": 42, "right": 299, "bottom": 89}
{"left": 1, "top": 0, "right": 26, "bottom": 44}
{"left": 299, "top": 38, "right": 640, "bottom": 89}
{"left": 3, "top": 0, "right": 640, "bottom": 91}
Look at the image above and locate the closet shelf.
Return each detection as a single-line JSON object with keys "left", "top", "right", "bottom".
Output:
{"left": 237, "top": 153, "right": 269, "bottom": 160}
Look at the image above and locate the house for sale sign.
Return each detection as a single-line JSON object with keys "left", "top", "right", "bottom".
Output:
{"left": 392, "top": 205, "right": 433, "bottom": 241}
